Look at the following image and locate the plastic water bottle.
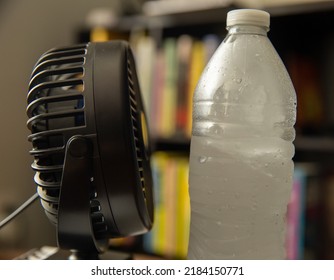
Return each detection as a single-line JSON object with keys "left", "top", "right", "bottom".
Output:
{"left": 187, "top": 9, "right": 297, "bottom": 259}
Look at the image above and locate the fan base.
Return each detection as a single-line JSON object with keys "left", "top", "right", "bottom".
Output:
{"left": 15, "top": 246, "right": 132, "bottom": 260}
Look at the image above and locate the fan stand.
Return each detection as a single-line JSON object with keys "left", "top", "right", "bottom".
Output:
{"left": 56, "top": 136, "right": 118, "bottom": 259}
{"left": 16, "top": 136, "right": 133, "bottom": 260}
{"left": 67, "top": 249, "right": 132, "bottom": 260}
{"left": 68, "top": 250, "right": 100, "bottom": 260}
{"left": 15, "top": 246, "right": 133, "bottom": 260}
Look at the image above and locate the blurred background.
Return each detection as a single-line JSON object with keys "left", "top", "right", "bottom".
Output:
{"left": 1, "top": 0, "right": 334, "bottom": 260}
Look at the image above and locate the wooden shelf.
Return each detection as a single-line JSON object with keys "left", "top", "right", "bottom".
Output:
{"left": 115, "top": 0, "right": 334, "bottom": 30}
{"left": 294, "top": 136, "right": 334, "bottom": 162}
{"left": 151, "top": 135, "right": 334, "bottom": 163}
{"left": 152, "top": 137, "right": 190, "bottom": 153}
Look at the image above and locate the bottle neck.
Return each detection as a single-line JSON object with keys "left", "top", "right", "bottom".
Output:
{"left": 227, "top": 25, "right": 268, "bottom": 36}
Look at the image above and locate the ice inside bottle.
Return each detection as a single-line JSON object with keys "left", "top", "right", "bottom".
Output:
{"left": 188, "top": 9, "right": 297, "bottom": 259}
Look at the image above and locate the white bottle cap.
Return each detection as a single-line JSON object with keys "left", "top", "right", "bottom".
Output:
{"left": 227, "top": 9, "right": 270, "bottom": 28}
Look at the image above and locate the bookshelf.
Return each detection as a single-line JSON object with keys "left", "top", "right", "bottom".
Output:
{"left": 130, "top": 8, "right": 334, "bottom": 162}
{"left": 80, "top": 1, "right": 334, "bottom": 259}
{"left": 84, "top": 1, "right": 334, "bottom": 159}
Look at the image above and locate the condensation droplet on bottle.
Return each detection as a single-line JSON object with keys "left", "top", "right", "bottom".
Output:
{"left": 198, "top": 156, "right": 207, "bottom": 164}
{"left": 213, "top": 84, "right": 229, "bottom": 102}
{"left": 209, "top": 124, "right": 224, "bottom": 135}
{"left": 233, "top": 77, "right": 242, "bottom": 84}
{"left": 210, "top": 107, "right": 218, "bottom": 116}
{"left": 255, "top": 53, "right": 263, "bottom": 62}
{"left": 289, "top": 96, "right": 295, "bottom": 102}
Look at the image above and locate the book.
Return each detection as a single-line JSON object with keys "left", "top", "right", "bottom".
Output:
{"left": 134, "top": 35, "right": 156, "bottom": 124}
{"left": 142, "top": 153, "right": 190, "bottom": 259}
{"left": 300, "top": 164, "right": 323, "bottom": 259}
{"left": 287, "top": 54, "right": 325, "bottom": 132}
{"left": 161, "top": 38, "right": 178, "bottom": 138}
{"left": 286, "top": 167, "right": 307, "bottom": 259}
{"left": 321, "top": 168, "right": 334, "bottom": 259}
{"left": 176, "top": 35, "right": 193, "bottom": 136}
{"left": 150, "top": 49, "right": 166, "bottom": 137}
{"left": 186, "top": 40, "right": 206, "bottom": 137}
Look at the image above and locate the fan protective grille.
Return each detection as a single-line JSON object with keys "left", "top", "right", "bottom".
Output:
{"left": 27, "top": 44, "right": 107, "bottom": 239}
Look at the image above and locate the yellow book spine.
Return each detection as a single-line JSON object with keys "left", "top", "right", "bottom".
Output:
{"left": 175, "top": 157, "right": 190, "bottom": 259}
{"left": 186, "top": 41, "right": 205, "bottom": 137}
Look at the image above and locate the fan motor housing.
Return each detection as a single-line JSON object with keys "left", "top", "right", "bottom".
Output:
{"left": 27, "top": 41, "right": 154, "bottom": 252}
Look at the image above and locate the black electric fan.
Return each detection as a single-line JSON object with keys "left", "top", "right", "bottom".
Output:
{"left": 26, "top": 41, "right": 154, "bottom": 259}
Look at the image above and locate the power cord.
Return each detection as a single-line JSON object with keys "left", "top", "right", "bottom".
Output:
{"left": 0, "top": 192, "right": 39, "bottom": 230}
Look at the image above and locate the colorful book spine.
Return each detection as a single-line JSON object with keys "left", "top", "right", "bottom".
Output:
{"left": 286, "top": 167, "right": 306, "bottom": 259}
{"left": 185, "top": 40, "right": 205, "bottom": 137}
{"left": 132, "top": 34, "right": 219, "bottom": 139}
{"left": 134, "top": 36, "right": 156, "bottom": 124}
{"left": 176, "top": 35, "right": 193, "bottom": 135}
{"left": 161, "top": 38, "right": 178, "bottom": 138}
{"left": 143, "top": 153, "right": 190, "bottom": 259}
